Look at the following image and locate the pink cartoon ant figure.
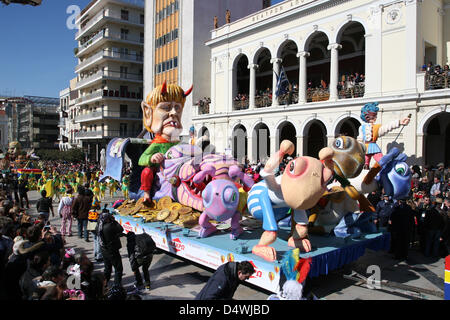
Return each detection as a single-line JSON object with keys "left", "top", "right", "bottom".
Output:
{"left": 194, "top": 164, "right": 254, "bottom": 239}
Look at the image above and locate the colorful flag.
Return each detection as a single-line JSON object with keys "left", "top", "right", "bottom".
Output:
{"left": 275, "top": 66, "right": 290, "bottom": 97}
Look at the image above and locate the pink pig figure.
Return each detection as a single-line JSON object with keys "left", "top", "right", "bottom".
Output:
{"left": 194, "top": 164, "right": 254, "bottom": 239}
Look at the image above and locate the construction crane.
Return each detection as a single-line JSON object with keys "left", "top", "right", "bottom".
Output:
{"left": 1, "top": 0, "right": 42, "bottom": 6}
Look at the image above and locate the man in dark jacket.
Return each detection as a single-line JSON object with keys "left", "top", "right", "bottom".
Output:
{"left": 195, "top": 261, "right": 255, "bottom": 300}
{"left": 71, "top": 186, "right": 92, "bottom": 242}
{"left": 36, "top": 190, "right": 54, "bottom": 223}
{"left": 126, "top": 231, "right": 155, "bottom": 291}
{"left": 423, "top": 199, "right": 446, "bottom": 257}
{"left": 98, "top": 212, "right": 124, "bottom": 287}
{"left": 374, "top": 194, "right": 394, "bottom": 229}
{"left": 18, "top": 177, "right": 29, "bottom": 209}
{"left": 390, "top": 199, "right": 415, "bottom": 260}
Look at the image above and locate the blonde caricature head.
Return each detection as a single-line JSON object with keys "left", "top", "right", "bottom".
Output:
{"left": 141, "top": 81, "right": 193, "bottom": 134}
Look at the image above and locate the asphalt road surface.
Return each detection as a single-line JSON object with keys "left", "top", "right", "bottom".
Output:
{"left": 26, "top": 190, "right": 446, "bottom": 300}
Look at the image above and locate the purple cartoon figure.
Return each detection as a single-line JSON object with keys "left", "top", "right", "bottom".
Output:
{"left": 194, "top": 164, "right": 254, "bottom": 239}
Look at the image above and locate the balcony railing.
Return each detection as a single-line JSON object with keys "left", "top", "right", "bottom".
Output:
{"left": 76, "top": 49, "right": 143, "bottom": 72}
{"left": 106, "top": 31, "right": 144, "bottom": 44}
{"left": 76, "top": 5, "right": 144, "bottom": 39}
{"left": 78, "top": 30, "right": 143, "bottom": 56}
{"left": 75, "top": 90, "right": 103, "bottom": 104}
{"left": 76, "top": 9, "right": 104, "bottom": 39}
{"left": 75, "top": 129, "right": 141, "bottom": 139}
{"left": 255, "top": 94, "right": 272, "bottom": 108}
{"left": 233, "top": 99, "right": 249, "bottom": 111}
{"left": 75, "top": 110, "right": 141, "bottom": 122}
{"left": 76, "top": 70, "right": 143, "bottom": 89}
{"left": 426, "top": 73, "right": 450, "bottom": 90}
{"left": 307, "top": 88, "right": 330, "bottom": 102}
{"left": 75, "top": 130, "right": 103, "bottom": 138}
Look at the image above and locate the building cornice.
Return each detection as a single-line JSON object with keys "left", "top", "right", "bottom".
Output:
{"left": 206, "top": 0, "right": 351, "bottom": 48}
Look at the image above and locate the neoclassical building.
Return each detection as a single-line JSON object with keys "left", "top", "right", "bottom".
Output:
{"left": 191, "top": 0, "right": 450, "bottom": 166}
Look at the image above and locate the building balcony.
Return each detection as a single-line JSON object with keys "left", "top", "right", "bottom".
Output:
{"left": 33, "top": 128, "right": 58, "bottom": 135}
{"left": 75, "top": 89, "right": 143, "bottom": 105}
{"left": 425, "top": 73, "right": 450, "bottom": 91}
{"left": 77, "top": 30, "right": 144, "bottom": 58}
{"left": 76, "top": 5, "right": 144, "bottom": 41}
{"left": 74, "top": 110, "right": 141, "bottom": 123}
{"left": 75, "top": 70, "right": 143, "bottom": 91}
{"left": 76, "top": 49, "right": 143, "bottom": 73}
{"left": 75, "top": 129, "right": 141, "bottom": 140}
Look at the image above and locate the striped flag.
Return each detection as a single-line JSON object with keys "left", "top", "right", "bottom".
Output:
{"left": 445, "top": 255, "right": 450, "bottom": 300}
{"left": 275, "top": 66, "right": 290, "bottom": 97}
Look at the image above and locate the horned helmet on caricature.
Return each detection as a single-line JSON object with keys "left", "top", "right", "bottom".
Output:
{"left": 138, "top": 81, "right": 193, "bottom": 203}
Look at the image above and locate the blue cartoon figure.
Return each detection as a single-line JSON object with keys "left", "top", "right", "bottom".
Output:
{"left": 333, "top": 147, "right": 412, "bottom": 238}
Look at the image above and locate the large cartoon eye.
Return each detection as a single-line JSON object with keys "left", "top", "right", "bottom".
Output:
{"left": 289, "top": 161, "right": 295, "bottom": 173}
{"left": 223, "top": 186, "right": 237, "bottom": 204}
{"left": 395, "top": 163, "right": 408, "bottom": 176}
{"left": 334, "top": 137, "right": 344, "bottom": 149}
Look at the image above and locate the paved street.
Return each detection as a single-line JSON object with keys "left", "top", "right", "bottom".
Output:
{"left": 27, "top": 190, "right": 446, "bottom": 300}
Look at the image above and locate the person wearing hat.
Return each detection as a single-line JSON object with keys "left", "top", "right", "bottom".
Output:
{"left": 435, "top": 162, "right": 445, "bottom": 182}
{"left": 374, "top": 194, "right": 394, "bottom": 230}
{"left": 422, "top": 165, "right": 434, "bottom": 184}
{"left": 3, "top": 236, "right": 44, "bottom": 300}
{"left": 57, "top": 186, "right": 74, "bottom": 237}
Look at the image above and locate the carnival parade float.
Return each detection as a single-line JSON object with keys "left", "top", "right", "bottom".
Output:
{"left": 100, "top": 83, "right": 412, "bottom": 293}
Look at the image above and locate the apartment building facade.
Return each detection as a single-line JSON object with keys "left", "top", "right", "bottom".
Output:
{"left": 74, "top": 0, "right": 145, "bottom": 161}
{"left": 59, "top": 78, "right": 83, "bottom": 151}
{"left": 1, "top": 96, "right": 59, "bottom": 151}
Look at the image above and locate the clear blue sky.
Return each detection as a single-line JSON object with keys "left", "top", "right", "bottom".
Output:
{"left": 0, "top": 0, "right": 91, "bottom": 98}
{"left": 0, "top": 0, "right": 284, "bottom": 98}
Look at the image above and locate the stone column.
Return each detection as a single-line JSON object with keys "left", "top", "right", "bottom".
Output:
{"left": 210, "top": 57, "right": 217, "bottom": 114}
{"left": 269, "top": 135, "right": 276, "bottom": 159}
{"left": 271, "top": 58, "right": 282, "bottom": 107}
{"left": 416, "top": 133, "right": 424, "bottom": 167}
{"left": 296, "top": 51, "right": 310, "bottom": 104}
{"left": 248, "top": 63, "right": 259, "bottom": 109}
{"left": 247, "top": 135, "right": 254, "bottom": 164}
{"left": 327, "top": 43, "right": 342, "bottom": 101}
{"left": 296, "top": 135, "right": 304, "bottom": 157}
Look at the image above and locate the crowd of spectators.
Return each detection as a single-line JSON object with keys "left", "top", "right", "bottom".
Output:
{"left": 423, "top": 62, "right": 450, "bottom": 90}
{"left": 370, "top": 162, "right": 450, "bottom": 260}
{"left": 195, "top": 97, "right": 211, "bottom": 115}
{"left": 232, "top": 72, "right": 366, "bottom": 110}
{"left": 0, "top": 159, "right": 152, "bottom": 300}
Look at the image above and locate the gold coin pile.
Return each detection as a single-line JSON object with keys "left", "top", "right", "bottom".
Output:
{"left": 116, "top": 196, "right": 201, "bottom": 228}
